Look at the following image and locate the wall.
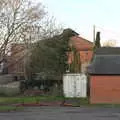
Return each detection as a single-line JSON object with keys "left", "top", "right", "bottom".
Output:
{"left": 90, "top": 75, "right": 120, "bottom": 104}
{"left": 0, "top": 81, "right": 21, "bottom": 96}
{"left": 80, "top": 50, "right": 93, "bottom": 73}
{"left": 70, "top": 36, "right": 93, "bottom": 51}
{"left": 80, "top": 51, "right": 93, "bottom": 64}
{"left": 0, "top": 74, "right": 21, "bottom": 96}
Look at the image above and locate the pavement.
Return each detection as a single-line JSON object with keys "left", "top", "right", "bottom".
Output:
{"left": 15, "top": 98, "right": 82, "bottom": 107}
{"left": 0, "top": 107, "right": 120, "bottom": 120}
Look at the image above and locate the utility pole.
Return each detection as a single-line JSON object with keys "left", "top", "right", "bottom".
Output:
{"left": 93, "top": 25, "right": 96, "bottom": 45}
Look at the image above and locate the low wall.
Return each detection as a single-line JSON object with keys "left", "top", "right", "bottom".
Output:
{"left": 90, "top": 75, "right": 120, "bottom": 104}
{"left": 0, "top": 74, "right": 14, "bottom": 84}
{"left": 0, "top": 81, "right": 21, "bottom": 96}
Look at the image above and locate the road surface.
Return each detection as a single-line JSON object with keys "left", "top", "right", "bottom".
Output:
{"left": 0, "top": 106, "right": 120, "bottom": 120}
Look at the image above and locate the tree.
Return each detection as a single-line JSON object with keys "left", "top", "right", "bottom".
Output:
{"left": 103, "top": 40, "right": 116, "bottom": 47}
{"left": 94, "top": 32, "right": 101, "bottom": 50}
{"left": 0, "top": 0, "right": 64, "bottom": 81}
{"left": 0, "top": 0, "right": 45, "bottom": 59}
{"left": 69, "top": 47, "right": 81, "bottom": 73}
{"left": 30, "top": 28, "right": 78, "bottom": 80}
{"left": 22, "top": 17, "right": 63, "bottom": 80}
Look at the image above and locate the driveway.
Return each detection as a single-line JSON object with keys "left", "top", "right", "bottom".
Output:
{"left": 0, "top": 107, "right": 120, "bottom": 120}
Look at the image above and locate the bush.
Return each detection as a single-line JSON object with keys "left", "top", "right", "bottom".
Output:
{"left": 49, "top": 84, "right": 63, "bottom": 96}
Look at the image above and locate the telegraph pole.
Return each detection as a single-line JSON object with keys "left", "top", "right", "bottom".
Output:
{"left": 93, "top": 25, "right": 96, "bottom": 45}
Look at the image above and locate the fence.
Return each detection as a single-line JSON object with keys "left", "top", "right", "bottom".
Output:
{"left": 63, "top": 73, "right": 87, "bottom": 98}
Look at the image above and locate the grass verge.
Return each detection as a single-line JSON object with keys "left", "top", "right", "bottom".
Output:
{"left": 0, "top": 96, "right": 64, "bottom": 104}
{"left": 1, "top": 96, "right": 120, "bottom": 108}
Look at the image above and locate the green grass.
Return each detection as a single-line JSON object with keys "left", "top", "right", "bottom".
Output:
{"left": 0, "top": 96, "right": 64, "bottom": 104}
{"left": 64, "top": 97, "right": 89, "bottom": 106}
{"left": 1, "top": 96, "right": 120, "bottom": 108}
{"left": 0, "top": 106, "right": 23, "bottom": 112}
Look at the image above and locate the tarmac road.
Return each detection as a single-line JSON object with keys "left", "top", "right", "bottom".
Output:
{"left": 0, "top": 106, "right": 120, "bottom": 120}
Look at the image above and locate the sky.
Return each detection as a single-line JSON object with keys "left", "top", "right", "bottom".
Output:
{"left": 37, "top": 0, "right": 120, "bottom": 46}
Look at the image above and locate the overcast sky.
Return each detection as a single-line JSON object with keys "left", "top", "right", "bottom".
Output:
{"left": 37, "top": 0, "right": 120, "bottom": 45}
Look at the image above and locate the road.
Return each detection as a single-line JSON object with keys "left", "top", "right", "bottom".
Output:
{"left": 0, "top": 106, "right": 120, "bottom": 120}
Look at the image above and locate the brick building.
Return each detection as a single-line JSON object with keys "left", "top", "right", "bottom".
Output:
{"left": 68, "top": 36, "right": 93, "bottom": 73}
{"left": 8, "top": 43, "right": 26, "bottom": 79}
{"left": 88, "top": 47, "right": 120, "bottom": 104}
{"left": 8, "top": 30, "right": 93, "bottom": 77}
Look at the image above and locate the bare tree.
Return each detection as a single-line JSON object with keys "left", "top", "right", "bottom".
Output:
{"left": 21, "top": 16, "right": 63, "bottom": 46}
{"left": 22, "top": 17, "right": 63, "bottom": 80}
{"left": 0, "top": 0, "right": 46, "bottom": 59}
{"left": 0, "top": 0, "right": 63, "bottom": 80}
{"left": 103, "top": 40, "right": 116, "bottom": 47}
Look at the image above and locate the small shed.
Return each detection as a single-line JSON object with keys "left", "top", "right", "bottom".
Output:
{"left": 88, "top": 47, "right": 120, "bottom": 104}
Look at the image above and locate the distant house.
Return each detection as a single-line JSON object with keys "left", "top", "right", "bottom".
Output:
{"left": 7, "top": 43, "right": 26, "bottom": 80}
{"left": 88, "top": 47, "right": 120, "bottom": 104}
{"left": 7, "top": 29, "right": 93, "bottom": 79}
{"left": 68, "top": 35, "right": 93, "bottom": 73}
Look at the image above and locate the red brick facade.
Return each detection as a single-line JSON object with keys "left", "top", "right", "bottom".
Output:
{"left": 68, "top": 36, "right": 93, "bottom": 72}
{"left": 90, "top": 75, "right": 120, "bottom": 104}
{"left": 69, "top": 36, "right": 93, "bottom": 64}
{"left": 79, "top": 51, "right": 93, "bottom": 64}
{"left": 70, "top": 36, "right": 93, "bottom": 51}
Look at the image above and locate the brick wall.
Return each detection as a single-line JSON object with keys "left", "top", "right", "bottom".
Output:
{"left": 80, "top": 50, "right": 93, "bottom": 64}
{"left": 68, "top": 36, "right": 93, "bottom": 72}
{"left": 90, "top": 75, "right": 120, "bottom": 104}
{"left": 70, "top": 36, "right": 93, "bottom": 51}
